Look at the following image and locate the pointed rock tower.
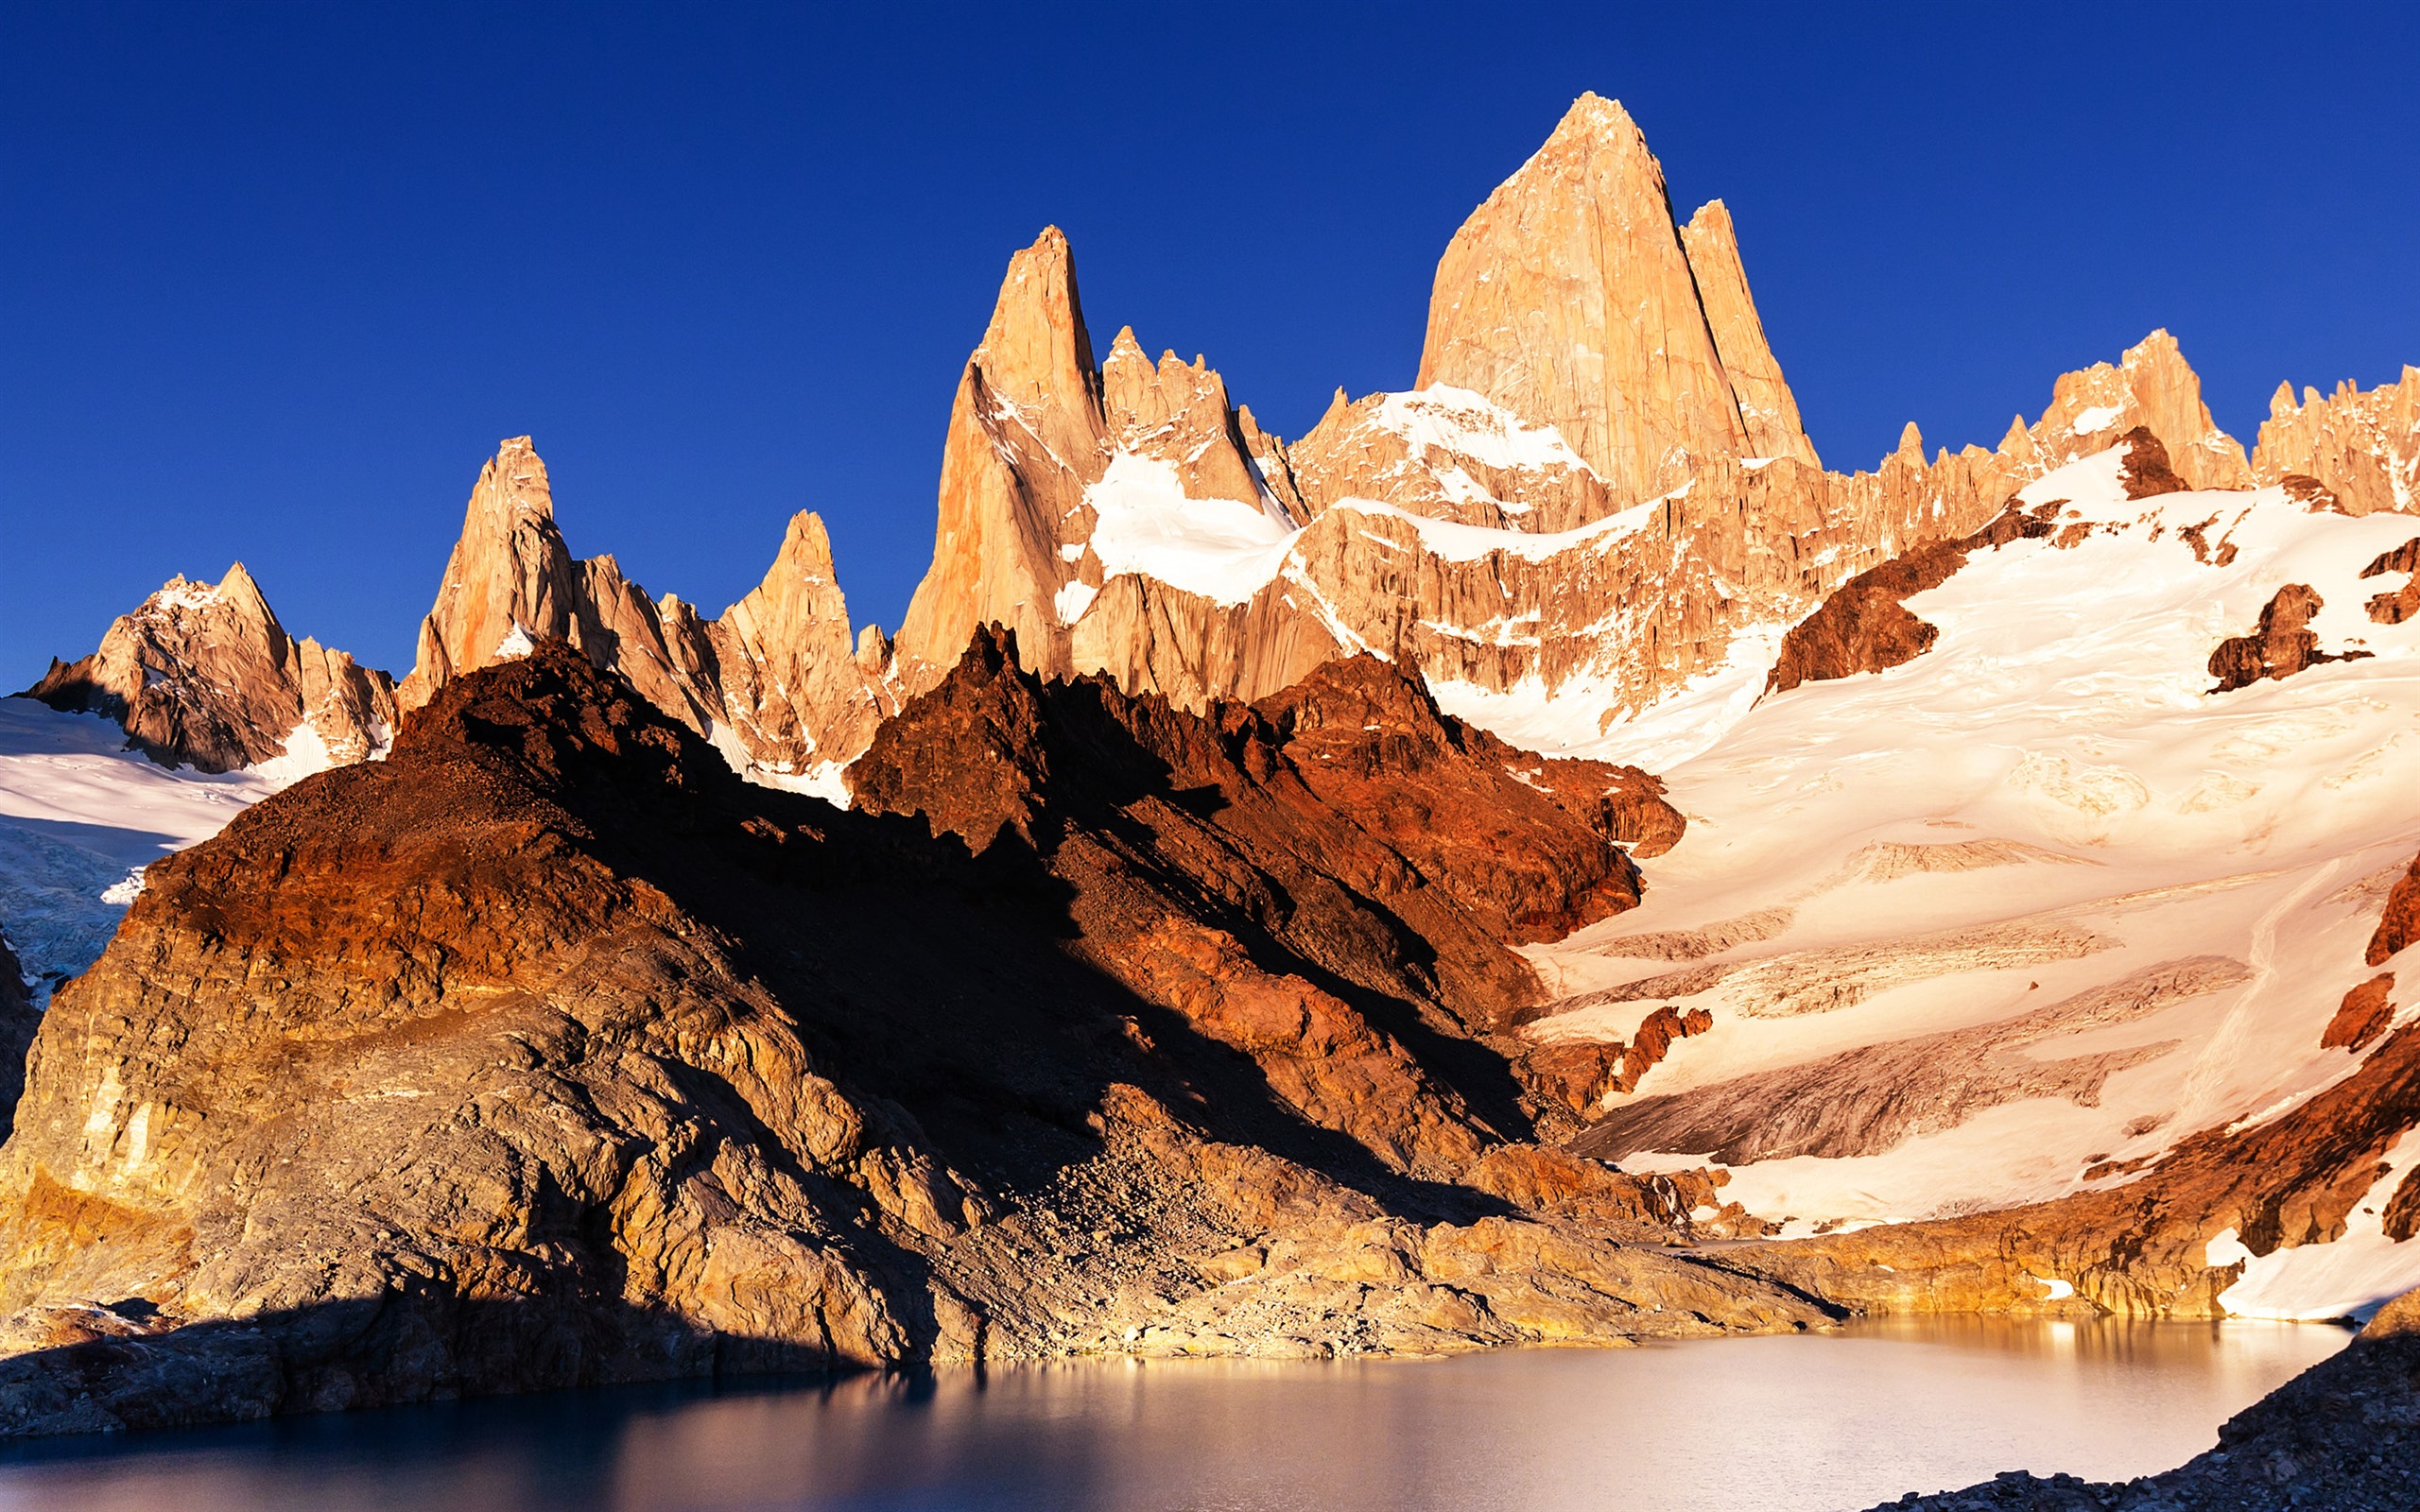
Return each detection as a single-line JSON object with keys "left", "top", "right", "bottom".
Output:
{"left": 891, "top": 228, "right": 1106, "bottom": 692}
{"left": 1679, "top": 199, "right": 1820, "bottom": 469}
{"left": 1416, "top": 94, "right": 1816, "bottom": 504}
{"left": 392, "top": 435, "right": 889, "bottom": 778}
{"left": 397, "top": 437, "right": 584, "bottom": 710}
{"left": 708, "top": 510, "right": 894, "bottom": 774}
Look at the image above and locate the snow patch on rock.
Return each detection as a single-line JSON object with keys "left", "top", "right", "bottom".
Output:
{"left": 1083, "top": 452, "right": 1296, "bottom": 607}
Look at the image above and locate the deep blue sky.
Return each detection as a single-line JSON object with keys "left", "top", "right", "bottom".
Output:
{"left": 6, "top": 3, "right": 2416, "bottom": 686}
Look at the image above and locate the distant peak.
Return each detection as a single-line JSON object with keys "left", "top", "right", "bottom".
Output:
{"left": 974, "top": 226, "right": 1100, "bottom": 421}
{"left": 1550, "top": 91, "right": 1641, "bottom": 143}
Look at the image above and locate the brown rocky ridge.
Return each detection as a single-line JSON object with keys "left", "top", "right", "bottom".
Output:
{"left": 26, "top": 565, "right": 395, "bottom": 773}
{"left": 0, "top": 635, "right": 1835, "bottom": 1436}
{"left": 2361, "top": 534, "right": 2420, "bottom": 624}
{"left": 2206, "top": 583, "right": 2370, "bottom": 692}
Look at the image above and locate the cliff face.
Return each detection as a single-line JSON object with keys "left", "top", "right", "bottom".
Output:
{"left": 1414, "top": 94, "right": 1803, "bottom": 503}
{"left": 393, "top": 436, "right": 892, "bottom": 787}
{"left": 2253, "top": 365, "right": 2420, "bottom": 516}
{"left": 0, "top": 639, "right": 1824, "bottom": 1436}
{"left": 888, "top": 229, "right": 1292, "bottom": 697}
{"left": 26, "top": 565, "right": 394, "bottom": 774}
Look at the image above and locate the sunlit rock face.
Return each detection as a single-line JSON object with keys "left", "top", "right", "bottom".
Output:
{"left": 2253, "top": 365, "right": 2420, "bottom": 517}
{"left": 1415, "top": 93, "right": 1811, "bottom": 505}
{"left": 26, "top": 565, "right": 393, "bottom": 775}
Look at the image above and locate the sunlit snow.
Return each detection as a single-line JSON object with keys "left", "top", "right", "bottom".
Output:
{"left": 0, "top": 698, "right": 275, "bottom": 1005}
{"left": 1083, "top": 453, "right": 1296, "bottom": 606}
{"left": 1511, "top": 448, "right": 2420, "bottom": 1318}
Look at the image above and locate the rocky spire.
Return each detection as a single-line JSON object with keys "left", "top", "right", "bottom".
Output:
{"left": 972, "top": 225, "right": 1103, "bottom": 461}
{"left": 708, "top": 509, "right": 891, "bottom": 770}
{"left": 396, "top": 437, "right": 582, "bottom": 710}
{"left": 1416, "top": 94, "right": 1756, "bottom": 504}
{"left": 1680, "top": 199, "right": 1820, "bottom": 468}
{"left": 892, "top": 229, "right": 1111, "bottom": 692}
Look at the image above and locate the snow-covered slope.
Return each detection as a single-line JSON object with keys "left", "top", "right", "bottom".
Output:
{"left": 0, "top": 697, "right": 301, "bottom": 1005}
{"left": 1499, "top": 449, "right": 2420, "bottom": 1313}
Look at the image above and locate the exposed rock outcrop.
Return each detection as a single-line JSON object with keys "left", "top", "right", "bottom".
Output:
{"left": 2325, "top": 973, "right": 2397, "bottom": 1052}
{"left": 2253, "top": 366, "right": 2420, "bottom": 517}
{"left": 2361, "top": 535, "right": 2420, "bottom": 624}
{"left": 26, "top": 565, "right": 395, "bottom": 774}
{"left": 2371, "top": 849, "right": 2420, "bottom": 967}
{"left": 1522, "top": 1005, "right": 1713, "bottom": 1119}
{"left": 0, "top": 638, "right": 1819, "bottom": 1437}
{"left": 2207, "top": 583, "right": 2368, "bottom": 692}
{"left": 1764, "top": 500, "right": 2059, "bottom": 696}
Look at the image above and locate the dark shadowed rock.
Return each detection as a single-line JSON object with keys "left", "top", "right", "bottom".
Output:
{"left": 0, "top": 931, "right": 31, "bottom": 1132}
{"left": 0, "top": 637, "right": 1814, "bottom": 1437}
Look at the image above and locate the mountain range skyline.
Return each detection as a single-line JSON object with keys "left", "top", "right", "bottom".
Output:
{"left": 6, "top": 3, "right": 2417, "bottom": 687}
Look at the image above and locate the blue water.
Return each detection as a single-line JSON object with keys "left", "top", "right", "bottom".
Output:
{"left": 0, "top": 1318, "right": 2350, "bottom": 1511}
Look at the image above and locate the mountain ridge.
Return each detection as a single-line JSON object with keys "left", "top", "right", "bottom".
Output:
{"left": 2, "top": 91, "right": 2417, "bottom": 1464}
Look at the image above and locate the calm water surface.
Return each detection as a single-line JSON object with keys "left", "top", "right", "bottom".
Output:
{"left": 0, "top": 1318, "right": 2349, "bottom": 1512}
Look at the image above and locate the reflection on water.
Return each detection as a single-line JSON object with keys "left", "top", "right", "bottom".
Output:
{"left": 0, "top": 1317, "right": 2349, "bottom": 1512}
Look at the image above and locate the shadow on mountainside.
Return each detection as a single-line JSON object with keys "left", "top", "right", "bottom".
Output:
{"left": 0, "top": 1289, "right": 900, "bottom": 1438}
{"left": 0, "top": 635, "right": 1771, "bottom": 1438}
